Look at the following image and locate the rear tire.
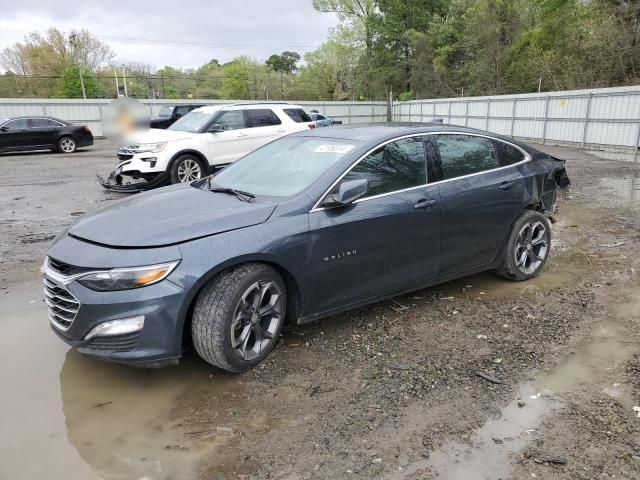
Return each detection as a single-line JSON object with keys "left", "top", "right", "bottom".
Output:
{"left": 58, "top": 136, "right": 77, "bottom": 153}
{"left": 169, "top": 154, "right": 206, "bottom": 184}
{"left": 494, "top": 210, "right": 551, "bottom": 281}
{"left": 191, "top": 264, "right": 286, "bottom": 372}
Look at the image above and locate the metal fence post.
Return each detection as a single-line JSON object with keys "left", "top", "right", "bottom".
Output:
{"left": 485, "top": 98, "right": 490, "bottom": 130}
{"left": 464, "top": 101, "right": 469, "bottom": 127}
{"left": 371, "top": 102, "right": 375, "bottom": 123}
{"left": 447, "top": 101, "right": 452, "bottom": 124}
{"left": 420, "top": 101, "right": 424, "bottom": 122}
{"left": 510, "top": 98, "right": 517, "bottom": 138}
{"left": 634, "top": 122, "right": 640, "bottom": 163}
{"left": 42, "top": 102, "right": 47, "bottom": 115}
{"left": 542, "top": 96, "right": 550, "bottom": 144}
{"left": 581, "top": 93, "right": 592, "bottom": 147}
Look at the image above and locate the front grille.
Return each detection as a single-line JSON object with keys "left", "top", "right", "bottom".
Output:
{"left": 43, "top": 276, "right": 80, "bottom": 330}
{"left": 85, "top": 331, "right": 141, "bottom": 351}
{"left": 48, "top": 257, "right": 94, "bottom": 277}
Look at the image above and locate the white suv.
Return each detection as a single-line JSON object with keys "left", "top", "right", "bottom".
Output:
{"left": 110, "top": 103, "right": 315, "bottom": 186}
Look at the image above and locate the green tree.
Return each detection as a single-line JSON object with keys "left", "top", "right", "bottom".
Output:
{"left": 58, "top": 65, "right": 98, "bottom": 98}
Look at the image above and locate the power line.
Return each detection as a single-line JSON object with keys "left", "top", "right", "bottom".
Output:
{"left": 0, "top": 29, "right": 322, "bottom": 50}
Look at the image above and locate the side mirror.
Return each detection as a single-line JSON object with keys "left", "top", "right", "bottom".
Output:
{"left": 208, "top": 126, "right": 224, "bottom": 133}
{"left": 321, "top": 178, "right": 368, "bottom": 208}
{"left": 0, "top": 126, "right": 8, "bottom": 132}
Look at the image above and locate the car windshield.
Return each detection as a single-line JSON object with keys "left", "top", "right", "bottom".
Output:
{"left": 209, "top": 137, "right": 358, "bottom": 197}
{"left": 168, "top": 111, "right": 216, "bottom": 132}
{"left": 158, "top": 106, "right": 174, "bottom": 117}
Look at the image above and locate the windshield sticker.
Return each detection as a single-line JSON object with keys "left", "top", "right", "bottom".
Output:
{"left": 314, "top": 144, "right": 354, "bottom": 154}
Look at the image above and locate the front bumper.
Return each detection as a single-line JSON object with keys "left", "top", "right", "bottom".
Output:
{"left": 43, "top": 265, "right": 187, "bottom": 367}
{"left": 98, "top": 149, "right": 172, "bottom": 192}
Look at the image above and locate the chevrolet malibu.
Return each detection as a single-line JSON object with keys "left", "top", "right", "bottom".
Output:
{"left": 43, "top": 124, "right": 569, "bottom": 372}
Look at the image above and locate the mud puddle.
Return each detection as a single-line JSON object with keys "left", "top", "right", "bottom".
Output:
{"left": 0, "top": 282, "right": 252, "bottom": 480}
{"left": 393, "top": 285, "right": 640, "bottom": 480}
{"left": 385, "top": 385, "right": 561, "bottom": 480}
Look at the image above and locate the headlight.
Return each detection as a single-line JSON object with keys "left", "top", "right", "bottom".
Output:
{"left": 77, "top": 261, "right": 179, "bottom": 291}
{"left": 132, "top": 142, "right": 166, "bottom": 153}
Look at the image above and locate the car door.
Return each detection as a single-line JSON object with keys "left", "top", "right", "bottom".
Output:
{"left": 430, "top": 134, "right": 528, "bottom": 277}
{"left": 0, "top": 118, "right": 30, "bottom": 150}
{"left": 306, "top": 136, "right": 441, "bottom": 314}
{"left": 245, "top": 108, "right": 286, "bottom": 150}
{"left": 28, "top": 118, "right": 60, "bottom": 148}
{"left": 206, "top": 109, "right": 253, "bottom": 164}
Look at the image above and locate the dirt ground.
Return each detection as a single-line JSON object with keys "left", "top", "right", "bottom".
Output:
{"left": 0, "top": 140, "right": 639, "bottom": 480}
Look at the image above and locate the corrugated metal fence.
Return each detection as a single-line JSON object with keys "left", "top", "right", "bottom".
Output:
{"left": 0, "top": 99, "right": 388, "bottom": 137}
{"left": 394, "top": 85, "right": 640, "bottom": 161}
{"left": 3, "top": 86, "right": 640, "bottom": 160}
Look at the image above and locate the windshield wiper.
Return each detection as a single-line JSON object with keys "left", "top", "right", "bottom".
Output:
{"left": 209, "top": 186, "right": 256, "bottom": 202}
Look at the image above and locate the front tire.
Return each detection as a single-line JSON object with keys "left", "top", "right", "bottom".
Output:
{"left": 169, "top": 154, "right": 205, "bottom": 184}
{"left": 192, "top": 264, "right": 286, "bottom": 372}
{"left": 495, "top": 210, "right": 551, "bottom": 281}
{"left": 58, "top": 136, "right": 77, "bottom": 153}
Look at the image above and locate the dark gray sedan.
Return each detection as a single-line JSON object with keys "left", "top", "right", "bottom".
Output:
{"left": 43, "top": 124, "right": 569, "bottom": 372}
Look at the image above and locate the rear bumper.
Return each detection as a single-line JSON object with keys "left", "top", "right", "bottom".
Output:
{"left": 78, "top": 134, "right": 93, "bottom": 147}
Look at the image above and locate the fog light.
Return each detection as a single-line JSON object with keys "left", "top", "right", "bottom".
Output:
{"left": 84, "top": 316, "right": 145, "bottom": 340}
{"left": 141, "top": 157, "right": 157, "bottom": 168}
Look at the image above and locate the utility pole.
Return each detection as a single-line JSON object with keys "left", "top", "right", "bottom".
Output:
{"left": 68, "top": 33, "right": 86, "bottom": 99}
{"left": 114, "top": 69, "right": 120, "bottom": 97}
{"left": 122, "top": 66, "right": 128, "bottom": 97}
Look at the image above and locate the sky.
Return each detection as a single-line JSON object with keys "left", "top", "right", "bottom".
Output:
{"left": 0, "top": 0, "right": 339, "bottom": 70}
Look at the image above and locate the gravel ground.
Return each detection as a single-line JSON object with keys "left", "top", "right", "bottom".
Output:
{"left": 0, "top": 140, "right": 638, "bottom": 480}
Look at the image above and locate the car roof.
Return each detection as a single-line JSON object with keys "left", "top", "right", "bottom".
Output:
{"left": 289, "top": 122, "right": 528, "bottom": 147}
{"left": 1, "top": 116, "right": 69, "bottom": 124}
{"left": 195, "top": 103, "right": 304, "bottom": 114}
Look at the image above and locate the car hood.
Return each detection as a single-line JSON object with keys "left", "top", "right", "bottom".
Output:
{"left": 124, "top": 128, "right": 194, "bottom": 143}
{"left": 68, "top": 184, "right": 277, "bottom": 248}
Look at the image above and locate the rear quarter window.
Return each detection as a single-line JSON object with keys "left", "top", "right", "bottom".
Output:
{"left": 283, "top": 109, "right": 312, "bottom": 123}
{"left": 493, "top": 140, "right": 526, "bottom": 166}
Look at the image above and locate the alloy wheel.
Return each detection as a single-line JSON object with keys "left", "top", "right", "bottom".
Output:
{"left": 60, "top": 138, "right": 76, "bottom": 153}
{"left": 177, "top": 158, "right": 202, "bottom": 182}
{"left": 231, "top": 281, "right": 283, "bottom": 361}
{"left": 514, "top": 220, "right": 548, "bottom": 275}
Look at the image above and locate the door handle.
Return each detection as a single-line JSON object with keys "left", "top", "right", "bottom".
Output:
{"left": 414, "top": 198, "right": 437, "bottom": 209}
{"left": 498, "top": 181, "right": 515, "bottom": 191}
{"left": 236, "top": 132, "right": 249, "bottom": 137}
{"left": 277, "top": 128, "right": 286, "bottom": 133}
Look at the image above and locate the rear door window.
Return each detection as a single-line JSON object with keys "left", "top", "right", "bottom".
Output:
{"left": 283, "top": 109, "right": 312, "bottom": 123}
{"left": 246, "top": 109, "right": 282, "bottom": 127}
{"left": 493, "top": 140, "right": 526, "bottom": 166}
{"left": 30, "top": 118, "right": 59, "bottom": 128}
{"left": 432, "top": 135, "right": 499, "bottom": 180}
{"left": 211, "top": 110, "right": 246, "bottom": 130}
{"left": 342, "top": 137, "right": 427, "bottom": 198}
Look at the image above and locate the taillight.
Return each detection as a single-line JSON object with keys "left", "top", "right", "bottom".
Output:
{"left": 308, "top": 123, "right": 316, "bottom": 129}
{"left": 82, "top": 126, "right": 91, "bottom": 134}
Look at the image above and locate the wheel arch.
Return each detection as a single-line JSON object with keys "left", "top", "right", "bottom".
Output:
{"left": 168, "top": 149, "right": 210, "bottom": 172}
{"left": 176, "top": 255, "right": 303, "bottom": 351}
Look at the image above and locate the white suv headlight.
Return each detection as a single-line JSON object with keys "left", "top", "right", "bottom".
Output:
{"left": 132, "top": 142, "right": 166, "bottom": 153}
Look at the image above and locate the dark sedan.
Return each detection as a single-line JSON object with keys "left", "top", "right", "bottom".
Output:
{"left": 43, "top": 124, "right": 569, "bottom": 372}
{"left": 0, "top": 116, "right": 93, "bottom": 153}
{"left": 150, "top": 105, "right": 204, "bottom": 129}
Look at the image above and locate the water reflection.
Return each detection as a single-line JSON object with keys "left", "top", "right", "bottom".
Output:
{"left": 59, "top": 351, "right": 214, "bottom": 479}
